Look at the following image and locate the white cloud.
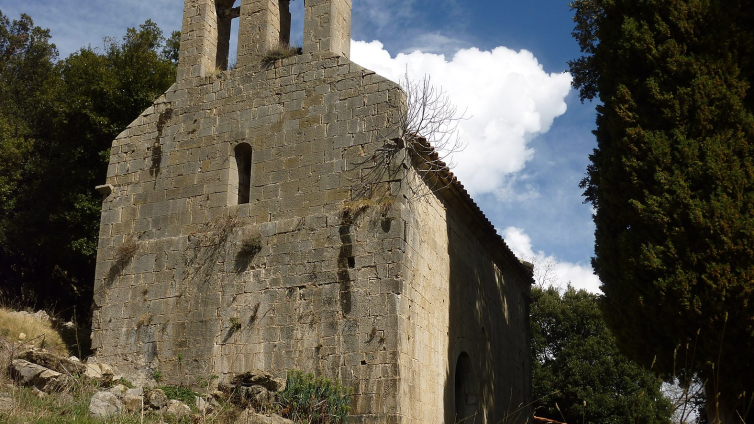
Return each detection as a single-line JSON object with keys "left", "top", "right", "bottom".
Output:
{"left": 502, "top": 227, "right": 601, "bottom": 294}
{"left": 351, "top": 40, "right": 572, "bottom": 199}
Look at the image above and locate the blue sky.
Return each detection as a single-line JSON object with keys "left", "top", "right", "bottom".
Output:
{"left": 0, "top": 0, "right": 600, "bottom": 292}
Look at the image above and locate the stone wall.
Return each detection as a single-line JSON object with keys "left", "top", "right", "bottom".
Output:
{"left": 92, "top": 49, "right": 406, "bottom": 421}
{"left": 394, "top": 170, "right": 533, "bottom": 424}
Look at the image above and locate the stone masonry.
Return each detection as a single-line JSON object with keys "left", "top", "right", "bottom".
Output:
{"left": 91, "top": 1, "right": 534, "bottom": 423}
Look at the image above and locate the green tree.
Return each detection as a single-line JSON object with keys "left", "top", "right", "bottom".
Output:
{"left": 570, "top": 0, "right": 754, "bottom": 422}
{"left": 0, "top": 14, "right": 177, "bottom": 321}
{"left": 532, "top": 286, "right": 672, "bottom": 424}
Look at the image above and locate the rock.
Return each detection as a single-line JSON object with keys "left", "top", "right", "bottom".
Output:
{"left": 89, "top": 391, "right": 122, "bottom": 418}
{"left": 18, "top": 333, "right": 26, "bottom": 340}
{"left": 108, "top": 384, "right": 128, "bottom": 397}
{"left": 10, "top": 359, "right": 48, "bottom": 385}
{"left": 10, "top": 359, "right": 73, "bottom": 393}
{"left": 195, "top": 396, "right": 211, "bottom": 414}
{"left": 83, "top": 362, "right": 114, "bottom": 384}
{"left": 235, "top": 410, "right": 294, "bottom": 424}
{"left": 195, "top": 395, "right": 219, "bottom": 414}
{"left": 20, "top": 349, "right": 87, "bottom": 375}
{"left": 238, "top": 385, "right": 275, "bottom": 409}
{"left": 145, "top": 388, "right": 168, "bottom": 410}
{"left": 231, "top": 370, "right": 286, "bottom": 392}
{"left": 32, "top": 387, "right": 46, "bottom": 399}
{"left": 33, "top": 310, "right": 50, "bottom": 321}
{"left": 166, "top": 399, "right": 191, "bottom": 417}
{"left": 122, "top": 388, "right": 144, "bottom": 413}
{"left": 37, "top": 369, "right": 73, "bottom": 392}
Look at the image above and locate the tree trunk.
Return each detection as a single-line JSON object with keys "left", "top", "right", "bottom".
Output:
{"left": 705, "top": 380, "right": 750, "bottom": 424}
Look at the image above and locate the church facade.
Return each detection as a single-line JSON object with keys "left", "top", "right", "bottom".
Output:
{"left": 91, "top": 1, "right": 534, "bottom": 422}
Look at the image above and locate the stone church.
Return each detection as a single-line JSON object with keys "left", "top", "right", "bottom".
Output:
{"left": 91, "top": 0, "right": 534, "bottom": 422}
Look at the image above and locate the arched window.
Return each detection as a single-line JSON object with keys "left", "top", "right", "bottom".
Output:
{"left": 234, "top": 143, "right": 252, "bottom": 204}
{"left": 455, "top": 352, "right": 479, "bottom": 422}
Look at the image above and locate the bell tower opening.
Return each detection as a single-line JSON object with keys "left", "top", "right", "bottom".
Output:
{"left": 216, "top": 0, "right": 240, "bottom": 71}
{"left": 290, "top": 0, "right": 304, "bottom": 47}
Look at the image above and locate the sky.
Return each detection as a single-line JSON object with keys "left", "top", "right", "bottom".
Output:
{"left": 0, "top": 0, "right": 602, "bottom": 293}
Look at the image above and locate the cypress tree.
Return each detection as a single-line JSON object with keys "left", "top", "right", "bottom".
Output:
{"left": 570, "top": 0, "right": 754, "bottom": 422}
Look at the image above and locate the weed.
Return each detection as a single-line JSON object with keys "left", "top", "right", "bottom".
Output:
{"left": 137, "top": 313, "right": 153, "bottom": 328}
{"left": 238, "top": 236, "right": 262, "bottom": 258}
{"left": 152, "top": 370, "right": 162, "bottom": 383}
{"left": 278, "top": 370, "right": 353, "bottom": 424}
{"left": 230, "top": 318, "right": 241, "bottom": 331}
{"left": 115, "top": 235, "right": 139, "bottom": 264}
{"left": 262, "top": 44, "right": 302, "bottom": 66}
{"left": 160, "top": 385, "right": 200, "bottom": 408}
{"left": 117, "top": 378, "right": 134, "bottom": 389}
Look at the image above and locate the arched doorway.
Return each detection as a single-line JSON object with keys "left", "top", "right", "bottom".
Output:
{"left": 455, "top": 352, "right": 479, "bottom": 422}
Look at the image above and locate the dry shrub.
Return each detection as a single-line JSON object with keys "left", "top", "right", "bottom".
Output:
{"left": 115, "top": 235, "right": 139, "bottom": 264}
{"left": 262, "top": 44, "right": 302, "bottom": 66}
{"left": 0, "top": 308, "right": 67, "bottom": 355}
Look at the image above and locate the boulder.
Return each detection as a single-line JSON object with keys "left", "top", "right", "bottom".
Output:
{"left": 108, "top": 384, "right": 128, "bottom": 397}
{"left": 195, "top": 396, "right": 212, "bottom": 414}
{"left": 10, "top": 359, "right": 73, "bottom": 393}
{"left": 231, "top": 370, "right": 285, "bottom": 392}
{"left": 238, "top": 385, "right": 275, "bottom": 409}
{"left": 166, "top": 399, "right": 192, "bottom": 417}
{"left": 89, "top": 391, "right": 122, "bottom": 418}
{"left": 122, "top": 388, "right": 144, "bottom": 413}
{"left": 20, "top": 349, "right": 87, "bottom": 375}
{"left": 10, "top": 359, "right": 47, "bottom": 385}
{"left": 145, "top": 388, "right": 168, "bottom": 410}
{"left": 83, "top": 362, "right": 114, "bottom": 384}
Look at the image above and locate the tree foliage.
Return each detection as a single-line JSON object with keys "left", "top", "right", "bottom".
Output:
{"left": 0, "top": 13, "right": 177, "bottom": 320}
{"left": 532, "top": 286, "right": 672, "bottom": 424}
{"left": 570, "top": 0, "right": 754, "bottom": 421}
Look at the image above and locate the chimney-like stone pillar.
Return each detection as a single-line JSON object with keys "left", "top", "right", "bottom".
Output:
{"left": 236, "top": 0, "right": 291, "bottom": 69}
{"left": 303, "top": 0, "right": 352, "bottom": 58}
{"left": 177, "top": 0, "right": 237, "bottom": 80}
{"left": 177, "top": 0, "right": 221, "bottom": 80}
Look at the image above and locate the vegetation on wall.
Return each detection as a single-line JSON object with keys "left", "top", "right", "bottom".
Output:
{"left": 0, "top": 12, "right": 179, "bottom": 322}
{"left": 569, "top": 0, "right": 754, "bottom": 421}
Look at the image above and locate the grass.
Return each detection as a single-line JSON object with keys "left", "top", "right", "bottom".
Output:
{"left": 0, "top": 307, "right": 67, "bottom": 355}
{"left": 159, "top": 385, "right": 200, "bottom": 410}
{"left": 261, "top": 45, "right": 302, "bottom": 66}
{"left": 0, "top": 380, "right": 240, "bottom": 424}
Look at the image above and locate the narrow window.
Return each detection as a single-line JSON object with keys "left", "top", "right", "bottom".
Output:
{"left": 235, "top": 143, "right": 252, "bottom": 204}
{"left": 216, "top": 0, "right": 241, "bottom": 70}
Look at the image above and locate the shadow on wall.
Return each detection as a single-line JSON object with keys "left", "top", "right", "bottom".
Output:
{"left": 443, "top": 204, "right": 531, "bottom": 424}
